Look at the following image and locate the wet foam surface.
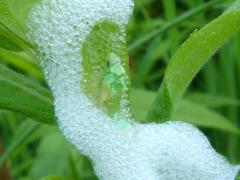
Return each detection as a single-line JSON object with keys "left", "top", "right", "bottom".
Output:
{"left": 27, "top": 0, "right": 239, "bottom": 179}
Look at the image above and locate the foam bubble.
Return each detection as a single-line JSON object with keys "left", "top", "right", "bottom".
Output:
{"left": 27, "top": 0, "right": 239, "bottom": 179}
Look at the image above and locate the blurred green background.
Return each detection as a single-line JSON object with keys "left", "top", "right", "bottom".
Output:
{"left": 0, "top": 0, "right": 240, "bottom": 179}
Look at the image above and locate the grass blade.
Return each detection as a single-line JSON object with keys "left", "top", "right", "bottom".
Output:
{"left": 0, "top": 122, "right": 39, "bottom": 167}
{"left": 146, "top": 2, "right": 240, "bottom": 122}
{"left": 128, "top": 0, "right": 221, "bottom": 52}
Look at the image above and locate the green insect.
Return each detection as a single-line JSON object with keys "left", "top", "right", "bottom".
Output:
{"left": 81, "top": 21, "right": 130, "bottom": 118}
{"left": 100, "top": 53, "right": 127, "bottom": 111}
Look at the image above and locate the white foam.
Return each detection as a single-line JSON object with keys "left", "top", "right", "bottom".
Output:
{"left": 27, "top": 0, "right": 239, "bottom": 179}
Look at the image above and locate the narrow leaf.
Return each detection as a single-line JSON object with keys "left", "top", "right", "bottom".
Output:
{"left": 0, "top": 121, "right": 39, "bottom": 167}
{"left": 0, "top": 48, "right": 44, "bottom": 79}
{"left": 186, "top": 92, "right": 240, "bottom": 107}
{"left": 147, "top": 2, "right": 240, "bottom": 121}
{"left": 0, "top": 0, "right": 37, "bottom": 57}
{"left": 173, "top": 100, "right": 240, "bottom": 135}
{"left": 0, "top": 65, "right": 55, "bottom": 125}
{"left": 130, "top": 89, "right": 240, "bottom": 135}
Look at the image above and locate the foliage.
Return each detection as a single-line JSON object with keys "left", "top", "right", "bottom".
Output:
{"left": 0, "top": 65, "right": 55, "bottom": 125}
{"left": 147, "top": 3, "right": 240, "bottom": 121}
{"left": 0, "top": 0, "right": 240, "bottom": 179}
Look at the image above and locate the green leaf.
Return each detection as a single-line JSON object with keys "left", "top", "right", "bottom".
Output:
{"left": 0, "top": 0, "right": 24, "bottom": 36}
{"left": 30, "top": 133, "right": 69, "bottom": 179}
{"left": 0, "top": 65, "right": 55, "bottom": 125}
{"left": 0, "top": 28, "right": 22, "bottom": 51}
{"left": 0, "top": 48, "right": 44, "bottom": 79}
{"left": 130, "top": 89, "right": 240, "bottom": 135}
{"left": 173, "top": 100, "right": 240, "bottom": 135}
{"left": 0, "top": 0, "right": 38, "bottom": 57}
{"left": 186, "top": 92, "right": 240, "bottom": 107}
{"left": 147, "top": 2, "right": 240, "bottom": 121}
{"left": 0, "top": 0, "right": 40, "bottom": 36}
